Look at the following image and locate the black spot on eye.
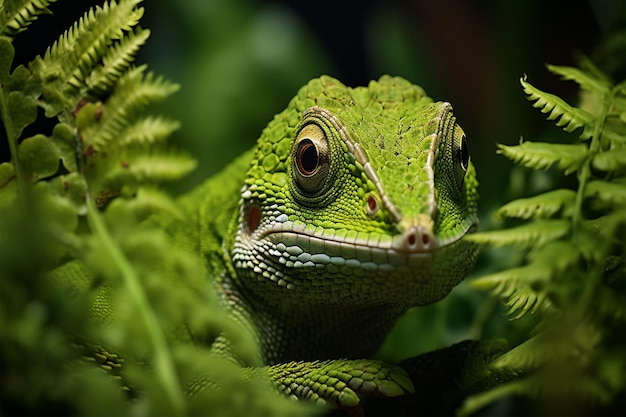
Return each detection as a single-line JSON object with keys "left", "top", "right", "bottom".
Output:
{"left": 460, "top": 135, "right": 469, "bottom": 171}
{"left": 296, "top": 139, "right": 319, "bottom": 176}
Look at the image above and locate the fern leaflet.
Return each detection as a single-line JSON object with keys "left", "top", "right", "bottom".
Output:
{"left": 466, "top": 219, "right": 570, "bottom": 249}
{"left": 585, "top": 180, "right": 626, "bottom": 207}
{"left": 521, "top": 75, "right": 595, "bottom": 139}
{"left": 497, "top": 141, "right": 587, "bottom": 174}
{"left": 546, "top": 63, "right": 611, "bottom": 95}
{"left": 591, "top": 147, "right": 626, "bottom": 173}
{"left": 0, "top": 0, "right": 57, "bottom": 38}
{"left": 86, "top": 25, "right": 151, "bottom": 99}
{"left": 494, "top": 188, "right": 576, "bottom": 220}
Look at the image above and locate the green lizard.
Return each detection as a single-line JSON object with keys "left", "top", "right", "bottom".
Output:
{"left": 77, "top": 74, "right": 479, "bottom": 410}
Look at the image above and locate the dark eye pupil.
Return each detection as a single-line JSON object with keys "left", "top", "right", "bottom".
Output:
{"left": 297, "top": 139, "right": 319, "bottom": 176}
{"left": 460, "top": 137, "right": 469, "bottom": 171}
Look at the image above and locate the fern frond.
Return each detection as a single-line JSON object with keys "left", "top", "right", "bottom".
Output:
{"left": 578, "top": 55, "right": 615, "bottom": 89}
{"left": 466, "top": 219, "right": 570, "bottom": 249}
{"left": 471, "top": 264, "right": 553, "bottom": 318}
{"left": 39, "top": 0, "right": 144, "bottom": 117}
{"left": 103, "top": 153, "right": 196, "bottom": 187}
{"left": 497, "top": 141, "right": 587, "bottom": 174}
{"left": 528, "top": 240, "right": 583, "bottom": 273}
{"left": 118, "top": 117, "right": 181, "bottom": 147}
{"left": 78, "top": 66, "right": 180, "bottom": 150}
{"left": 591, "top": 148, "right": 626, "bottom": 173}
{"left": 521, "top": 75, "right": 595, "bottom": 139}
{"left": 546, "top": 63, "right": 611, "bottom": 95}
{"left": 469, "top": 58, "right": 626, "bottom": 415}
{"left": 494, "top": 312, "right": 602, "bottom": 370}
{"left": 473, "top": 241, "right": 582, "bottom": 318}
{"left": 86, "top": 26, "right": 151, "bottom": 99}
{"left": 108, "top": 187, "right": 182, "bottom": 221}
{"left": 585, "top": 180, "right": 626, "bottom": 207}
{"left": 0, "top": 0, "right": 57, "bottom": 38}
{"left": 495, "top": 189, "right": 576, "bottom": 221}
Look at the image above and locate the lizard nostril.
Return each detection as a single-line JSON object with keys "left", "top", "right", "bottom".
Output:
{"left": 407, "top": 233, "right": 417, "bottom": 247}
{"left": 397, "top": 226, "right": 436, "bottom": 252}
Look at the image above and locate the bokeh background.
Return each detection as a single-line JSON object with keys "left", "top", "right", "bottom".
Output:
{"left": 12, "top": 0, "right": 625, "bottom": 368}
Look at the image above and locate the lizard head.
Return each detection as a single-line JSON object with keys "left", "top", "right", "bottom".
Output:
{"left": 233, "top": 75, "right": 478, "bottom": 309}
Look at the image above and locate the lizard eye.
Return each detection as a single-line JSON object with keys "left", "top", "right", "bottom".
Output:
{"left": 292, "top": 123, "right": 330, "bottom": 195}
{"left": 459, "top": 134, "right": 469, "bottom": 172}
{"left": 453, "top": 126, "right": 470, "bottom": 187}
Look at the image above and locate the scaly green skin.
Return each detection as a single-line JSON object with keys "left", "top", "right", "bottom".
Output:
{"left": 161, "top": 75, "right": 479, "bottom": 408}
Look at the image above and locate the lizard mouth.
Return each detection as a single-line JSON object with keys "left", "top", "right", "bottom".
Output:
{"left": 259, "top": 217, "right": 477, "bottom": 272}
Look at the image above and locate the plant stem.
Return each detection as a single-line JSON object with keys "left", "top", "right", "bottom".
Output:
{"left": 85, "top": 195, "right": 186, "bottom": 416}
{"left": 574, "top": 87, "right": 613, "bottom": 310}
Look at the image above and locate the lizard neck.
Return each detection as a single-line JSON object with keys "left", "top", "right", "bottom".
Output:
{"left": 227, "top": 279, "right": 406, "bottom": 364}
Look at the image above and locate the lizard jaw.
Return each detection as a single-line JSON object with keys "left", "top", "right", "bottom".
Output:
{"left": 233, "top": 211, "right": 478, "bottom": 304}
{"left": 255, "top": 214, "right": 477, "bottom": 271}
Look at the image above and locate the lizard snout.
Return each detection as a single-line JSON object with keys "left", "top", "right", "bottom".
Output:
{"left": 392, "top": 225, "right": 437, "bottom": 253}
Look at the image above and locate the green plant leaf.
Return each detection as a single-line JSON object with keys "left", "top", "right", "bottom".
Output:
{"left": 495, "top": 189, "right": 576, "bottom": 221}
{"left": 591, "top": 148, "right": 626, "bottom": 173}
{"left": 86, "top": 25, "right": 151, "bottom": 99}
{"left": 498, "top": 141, "right": 588, "bottom": 175}
{"left": 467, "top": 219, "right": 570, "bottom": 249}
{"left": 471, "top": 264, "right": 553, "bottom": 318}
{"left": 547, "top": 63, "right": 611, "bottom": 95}
{"left": 0, "top": 36, "right": 14, "bottom": 81}
{"left": 0, "top": 0, "right": 57, "bottom": 38}
{"left": 521, "top": 75, "right": 595, "bottom": 139}
{"left": 38, "top": 0, "right": 145, "bottom": 118}
{"left": 0, "top": 163, "right": 17, "bottom": 206}
{"left": 103, "top": 153, "right": 197, "bottom": 187}
{"left": 48, "top": 172, "right": 87, "bottom": 215}
{"left": 117, "top": 116, "right": 181, "bottom": 147}
{"left": 6, "top": 90, "right": 37, "bottom": 139}
{"left": 585, "top": 180, "right": 626, "bottom": 207}
{"left": 77, "top": 66, "right": 180, "bottom": 151}
{"left": 18, "top": 134, "right": 60, "bottom": 181}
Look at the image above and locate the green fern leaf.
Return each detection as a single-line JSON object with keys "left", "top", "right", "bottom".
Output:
{"left": 495, "top": 189, "right": 576, "bottom": 221}
{"left": 489, "top": 314, "right": 614, "bottom": 406}
{"left": 521, "top": 75, "right": 595, "bottom": 139}
{"left": 106, "top": 187, "right": 182, "bottom": 222}
{"left": 591, "top": 148, "right": 626, "bottom": 173}
{"left": 17, "top": 134, "right": 60, "bottom": 181}
{"left": 471, "top": 264, "right": 553, "bottom": 318}
{"left": 103, "top": 153, "right": 197, "bottom": 188}
{"left": 497, "top": 141, "right": 587, "bottom": 175}
{"left": 528, "top": 240, "right": 582, "bottom": 272}
{"left": 86, "top": 25, "right": 151, "bottom": 99}
{"left": 38, "top": 0, "right": 144, "bottom": 118}
{"left": 117, "top": 116, "right": 181, "bottom": 147}
{"left": 546, "top": 63, "right": 611, "bottom": 95}
{"left": 78, "top": 66, "right": 179, "bottom": 150}
{"left": 0, "top": 0, "right": 57, "bottom": 38}
{"left": 578, "top": 55, "right": 615, "bottom": 89}
{"left": 472, "top": 241, "right": 581, "bottom": 318}
{"left": 585, "top": 180, "right": 626, "bottom": 207}
{"left": 466, "top": 219, "right": 570, "bottom": 249}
